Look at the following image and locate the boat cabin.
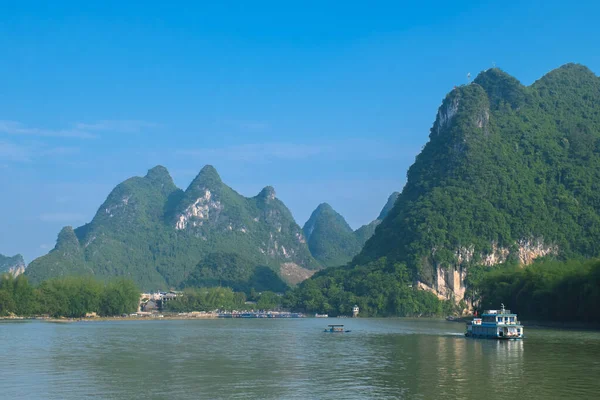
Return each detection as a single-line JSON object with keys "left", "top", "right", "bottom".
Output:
{"left": 466, "top": 304, "right": 524, "bottom": 339}
{"left": 325, "top": 324, "right": 346, "bottom": 333}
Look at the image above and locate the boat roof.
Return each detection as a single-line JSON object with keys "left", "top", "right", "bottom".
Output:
{"left": 328, "top": 324, "right": 344, "bottom": 327}
{"left": 482, "top": 312, "right": 517, "bottom": 316}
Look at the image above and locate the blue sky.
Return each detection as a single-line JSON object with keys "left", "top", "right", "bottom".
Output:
{"left": 1, "top": 0, "right": 599, "bottom": 262}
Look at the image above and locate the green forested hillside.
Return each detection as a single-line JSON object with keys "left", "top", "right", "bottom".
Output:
{"left": 303, "top": 203, "right": 361, "bottom": 267}
{"left": 290, "top": 64, "right": 600, "bottom": 315}
{"left": 26, "top": 165, "right": 318, "bottom": 291}
{"left": 362, "top": 63, "right": 600, "bottom": 278}
{"left": 303, "top": 192, "right": 400, "bottom": 268}
{"left": 284, "top": 258, "right": 454, "bottom": 317}
{"left": 474, "top": 259, "right": 600, "bottom": 323}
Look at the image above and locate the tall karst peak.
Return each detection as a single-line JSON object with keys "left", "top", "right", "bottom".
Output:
{"left": 473, "top": 68, "right": 528, "bottom": 110}
{"left": 190, "top": 165, "right": 222, "bottom": 188}
{"left": 532, "top": 63, "right": 599, "bottom": 99}
{"left": 431, "top": 83, "right": 490, "bottom": 140}
{"left": 345, "top": 63, "right": 600, "bottom": 304}
{"left": 315, "top": 202, "right": 334, "bottom": 212}
{"left": 145, "top": 165, "right": 174, "bottom": 185}
{"left": 377, "top": 192, "right": 400, "bottom": 220}
{"left": 56, "top": 226, "right": 80, "bottom": 249}
{"left": 301, "top": 192, "right": 403, "bottom": 269}
{"left": 90, "top": 167, "right": 177, "bottom": 230}
{"left": 174, "top": 165, "right": 227, "bottom": 230}
{"left": 257, "top": 186, "right": 276, "bottom": 201}
{"left": 303, "top": 202, "right": 358, "bottom": 268}
{"left": 542, "top": 62, "right": 597, "bottom": 80}
{"left": 27, "top": 164, "right": 320, "bottom": 290}
{"left": 304, "top": 203, "right": 353, "bottom": 239}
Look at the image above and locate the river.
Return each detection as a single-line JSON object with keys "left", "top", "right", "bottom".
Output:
{"left": 1, "top": 318, "right": 599, "bottom": 399}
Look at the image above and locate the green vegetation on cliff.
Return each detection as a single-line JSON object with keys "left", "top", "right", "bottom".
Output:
{"left": 303, "top": 203, "right": 362, "bottom": 268}
{"left": 471, "top": 258, "right": 600, "bottom": 323}
{"left": 291, "top": 64, "right": 600, "bottom": 314}
{"left": 182, "top": 252, "right": 288, "bottom": 294}
{"left": 303, "top": 192, "right": 400, "bottom": 268}
{"left": 26, "top": 165, "right": 318, "bottom": 292}
{"left": 284, "top": 258, "right": 455, "bottom": 317}
{"left": 359, "top": 64, "right": 600, "bottom": 284}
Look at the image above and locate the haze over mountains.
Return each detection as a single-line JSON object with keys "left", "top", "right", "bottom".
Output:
{"left": 24, "top": 165, "right": 392, "bottom": 291}
{"left": 291, "top": 63, "right": 600, "bottom": 314}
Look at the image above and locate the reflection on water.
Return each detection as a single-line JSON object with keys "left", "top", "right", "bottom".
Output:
{"left": 0, "top": 319, "right": 599, "bottom": 399}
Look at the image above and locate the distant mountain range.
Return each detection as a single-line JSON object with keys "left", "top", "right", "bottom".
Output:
{"left": 24, "top": 164, "right": 394, "bottom": 292}
{"left": 303, "top": 193, "right": 399, "bottom": 267}
{"left": 0, "top": 254, "right": 26, "bottom": 276}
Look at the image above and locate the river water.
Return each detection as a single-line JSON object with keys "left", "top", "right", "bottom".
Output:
{"left": 1, "top": 318, "right": 599, "bottom": 399}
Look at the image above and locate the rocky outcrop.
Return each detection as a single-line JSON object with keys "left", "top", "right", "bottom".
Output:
{"left": 435, "top": 95, "right": 460, "bottom": 136}
{"left": 419, "top": 238, "right": 557, "bottom": 305}
{"left": 279, "top": 262, "right": 316, "bottom": 286}
{"left": 8, "top": 265, "right": 26, "bottom": 277}
{"left": 27, "top": 164, "right": 320, "bottom": 290}
{"left": 175, "top": 190, "right": 223, "bottom": 230}
{"left": 516, "top": 239, "right": 557, "bottom": 264}
{"left": 0, "top": 254, "right": 26, "bottom": 277}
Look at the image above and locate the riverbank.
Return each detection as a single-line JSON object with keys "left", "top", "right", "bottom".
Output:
{"left": 1, "top": 314, "right": 218, "bottom": 323}
{"left": 1, "top": 310, "right": 304, "bottom": 322}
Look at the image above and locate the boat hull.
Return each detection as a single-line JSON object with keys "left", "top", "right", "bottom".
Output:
{"left": 465, "top": 332, "right": 523, "bottom": 340}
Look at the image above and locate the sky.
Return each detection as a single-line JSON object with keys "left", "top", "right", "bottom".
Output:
{"left": 1, "top": 0, "right": 600, "bottom": 263}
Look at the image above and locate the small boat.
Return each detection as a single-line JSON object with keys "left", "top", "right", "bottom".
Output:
{"left": 324, "top": 324, "right": 350, "bottom": 333}
{"left": 315, "top": 313, "right": 329, "bottom": 318}
{"left": 465, "top": 304, "right": 524, "bottom": 340}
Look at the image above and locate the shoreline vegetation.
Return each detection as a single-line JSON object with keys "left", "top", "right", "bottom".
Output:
{"left": 0, "top": 274, "right": 139, "bottom": 319}
{"left": 2, "top": 257, "right": 599, "bottom": 327}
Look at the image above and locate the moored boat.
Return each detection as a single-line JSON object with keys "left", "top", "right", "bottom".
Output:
{"left": 465, "top": 304, "right": 523, "bottom": 339}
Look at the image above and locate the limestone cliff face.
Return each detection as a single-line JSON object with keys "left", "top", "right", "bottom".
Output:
{"left": 7, "top": 265, "right": 26, "bottom": 277}
{"left": 418, "top": 267, "right": 467, "bottom": 302}
{"left": 175, "top": 189, "right": 223, "bottom": 230}
{"left": 26, "top": 165, "right": 319, "bottom": 291}
{"left": 0, "top": 254, "right": 26, "bottom": 277}
{"left": 417, "top": 238, "right": 557, "bottom": 305}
